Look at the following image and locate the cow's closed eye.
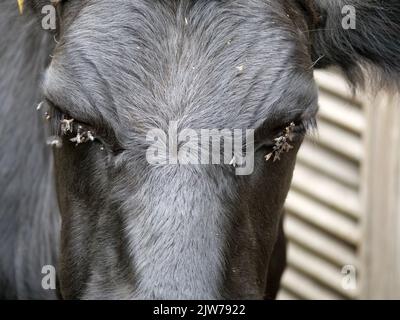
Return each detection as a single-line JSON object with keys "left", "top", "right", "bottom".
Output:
{"left": 255, "top": 118, "right": 315, "bottom": 162}
{"left": 257, "top": 117, "right": 316, "bottom": 150}
{"left": 45, "top": 100, "right": 124, "bottom": 154}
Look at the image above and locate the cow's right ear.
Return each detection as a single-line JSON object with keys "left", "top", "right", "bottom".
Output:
{"left": 306, "top": 0, "right": 400, "bottom": 90}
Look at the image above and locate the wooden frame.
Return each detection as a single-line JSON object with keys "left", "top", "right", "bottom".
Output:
{"left": 361, "top": 92, "right": 400, "bottom": 299}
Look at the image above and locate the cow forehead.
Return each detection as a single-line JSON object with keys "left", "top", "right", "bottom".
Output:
{"left": 48, "top": 0, "right": 313, "bottom": 132}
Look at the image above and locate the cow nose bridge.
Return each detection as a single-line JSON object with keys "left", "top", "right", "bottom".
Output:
{"left": 142, "top": 164, "right": 239, "bottom": 213}
{"left": 123, "top": 164, "right": 233, "bottom": 299}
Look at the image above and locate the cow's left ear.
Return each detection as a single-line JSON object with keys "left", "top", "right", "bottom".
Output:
{"left": 305, "top": 0, "right": 400, "bottom": 89}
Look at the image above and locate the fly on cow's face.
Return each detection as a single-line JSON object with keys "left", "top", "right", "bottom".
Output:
{"left": 36, "top": 101, "right": 43, "bottom": 111}
{"left": 87, "top": 131, "right": 95, "bottom": 141}
{"left": 46, "top": 136, "right": 62, "bottom": 148}
{"left": 60, "top": 118, "right": 74, "bottom": 134}
{"left": 69, "top": 130, "right": 83, "bottom": 145}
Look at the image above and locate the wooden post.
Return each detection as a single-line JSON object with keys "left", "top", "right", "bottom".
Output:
{"left": 360, "top": 92, "right": 400, "bottom": 299}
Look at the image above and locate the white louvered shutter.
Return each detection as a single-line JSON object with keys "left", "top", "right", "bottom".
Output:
{"left": 278, "top": 71, "right": 364, "bottom": 300}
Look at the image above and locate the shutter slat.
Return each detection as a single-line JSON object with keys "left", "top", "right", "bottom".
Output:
{"left": 318, "top": 90, "right": 365, "bottom": 134}
{"left": 298, "top": 140, "right": 360, "bottom": 188}
{"left": 314, "top": 70, "right": 361, "bottom": 104}
{"left": 277, "top": 288, "right": 299, "bottom": 300}
{"left": 285, "top": 191, "right": 360, "bottom": 245}
{"left": 285, "top": 215, "right": 357, "bottom": 267}
{"left": 287, "top": 243, "right": 359, "bottom": 299}
{"left": 309, "top": 120, "right": 363, "bottom": 161}
{"left": 291, "top": 164, "right": 361, "bottom": 220}
{"left": 281, "top": 268, "right": 342, "bottom": 300}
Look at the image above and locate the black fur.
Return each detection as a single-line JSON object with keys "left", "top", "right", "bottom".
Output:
{"left": 311, "top": 0, "right": 400, "bottom": 88}
{"left": 0, "top": 2, "right": 58, "bottom": 299}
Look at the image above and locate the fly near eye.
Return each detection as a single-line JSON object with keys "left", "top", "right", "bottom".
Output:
{"left": 60, "top": 118, "right": 74, "bottom": 134}
{"left": 58, "top": 116, "right": 97, "bottom": 146}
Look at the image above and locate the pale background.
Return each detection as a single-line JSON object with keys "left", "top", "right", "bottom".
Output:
{"left": 278, "top": 70, "right": 400, "bottom": 300}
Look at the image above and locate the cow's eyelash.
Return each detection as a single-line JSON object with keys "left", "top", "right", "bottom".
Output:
{"left": 294, "top": 117, "right": 317, "bottom": 136}
{"left": 270, "top": 117, "right": 316, "bottom": 140}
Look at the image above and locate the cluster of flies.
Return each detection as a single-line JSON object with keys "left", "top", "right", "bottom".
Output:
{"left": 37, "top": 101, "right": 98, "bottom": 149}
{"left": 230, "top": 122, "right": 295, "bottom": 167}
{"left": 265, "top": 122, "right": 295, "bottom": 162}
